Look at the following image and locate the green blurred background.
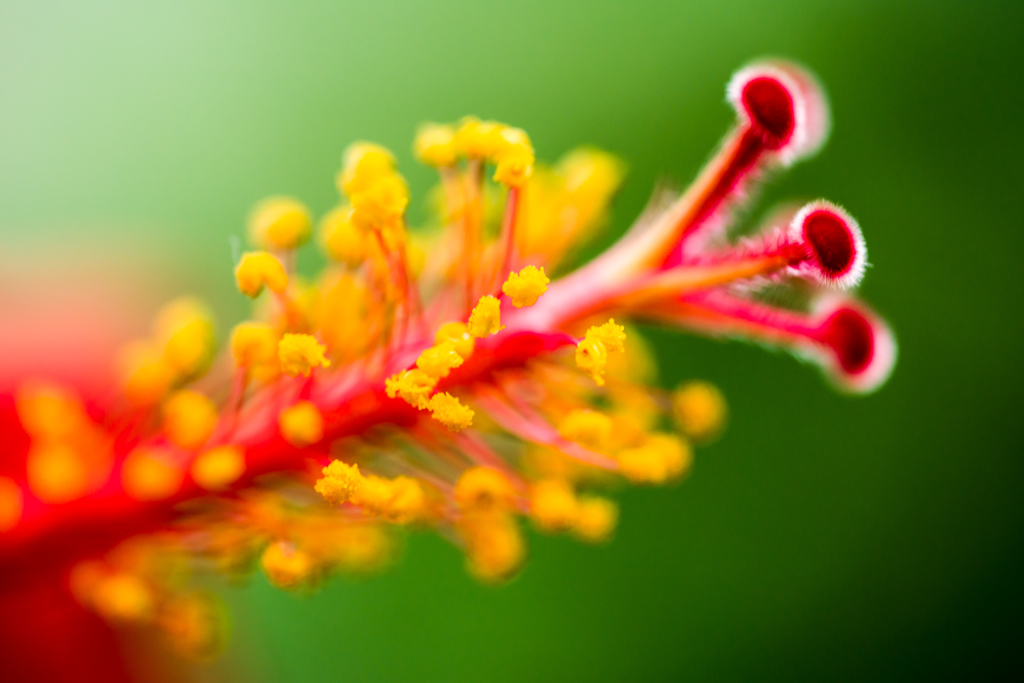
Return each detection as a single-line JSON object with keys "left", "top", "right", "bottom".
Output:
{"left": 2, "top": 0, "right": 1022, "bottom": 680}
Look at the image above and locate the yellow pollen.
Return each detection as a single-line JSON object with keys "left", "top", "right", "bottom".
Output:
{"left": 261, "top": 541, "right": 312, "bottom": 590}
{"left": 279, "top": 401, "right": 324, "bottom": 447}
{"left": 330, "top": 524, "right": 392, "bottom": 573}
{"left": 351, "top": 475, "right": 431, "bottom": 524}
{"left": 122, "top": 448, "right": 184, "bottom": 501}
{"left": 278, "top": 334, "right": 331, "bottom": 377}
{"left": 414, "top": 123, "right": 458, "bottom": 167}
{"left": 455, "top": 467, "right": 516, "bottom": 512}
{"left": 616, "top": 433, "right": 692, "bottom": 484}
{"left": 460, "top": 510, "right": 524, "bottom": 582}
{"left": 26, "top": 443, "right": 89, "bottom": 504}
{"left": 349, "top": 172, "right": 409, "bottom": 232}
{"left": 319, "top": 205, "right": 367, "bottom": 267}
{"left": 492, "top": 127, "right": 535, "bottom": 187}
{"left": 379, "top": 476, "right": 430, "bottom": 524}
{"left": 118, "top": 341, "right": 175, "bottom": 405}
{"left": 350, "top": 474, "right": 394, "bottom": 510}
{"left": 92, "top": 573, "right": 155, "bottom": 623}
{"left": 454, "top": 117, "right": 506, "bottom": 159}
{"left": 415, "top": 341, "right": 464, "bottom": 379}
{"left": 561, "top": 147, "right": 626, "bottom": 196}
{"left": 0, "top": 477, "right": 24, "bottom": 532}
{"left": 589, "top": 318, "right": 626, "bottom": 353}
{"left": 191, "top": 445, "right": 246, "bottom": 491}
{"left": 572, "top": 496, "right": 618, "bottom": 543}
{"left": 163, "top": 390, "right": 217, "bottom": 450}
{"left": 15, "top": 381, "right": 86, "bottom": 440}
{"left": 530, "top": 479, "right": 579, "bottom": 533}
{"left": 672, "top": 381, "right": 728, "bottom": 442}
{"left": 575, "top": 320, "right": 625, "bottom": 386}
{"left": 501, "top": 265, "right": 550, "bottom": 308}
{"left": 248, "top": 196, "right": 312, "bottom": 251}
{"left": 230, "top": 321, "right": 278, "bottom": 368}
{"left": 316, "top": 271, "right": 372, "bottom": 362}
{"left": 467, "top": 295, "right": 504, "bottom": 338}
{"left": 558, "top": 409, "right": 614, "bottom": 452}
{"left": 427, "top": 392, "right": 474, "bottom": 432}
{"left": 338, "top": 142, "right": 396, "bottom": 197}
{"left": 434, "top": 321, "right": 475, "bottom": 360}
{"left": 155, "top": 297, "right": 216, "bottom": 378}
{"left": 385, "top": 369, "right": 437, "bottom": 409}
{"left": 315, "top": 460, "right": 364, "bottom": 506}
{"left": 234, "top": 251, "right": 289, "bottom": 298}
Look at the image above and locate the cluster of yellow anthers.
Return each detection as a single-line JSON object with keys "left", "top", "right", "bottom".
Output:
{"left": 0, "top": 111, "right": 728, "bottom": 655}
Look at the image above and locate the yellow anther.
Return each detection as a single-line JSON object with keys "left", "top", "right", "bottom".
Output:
{"left": 357, "top": 475, "right": 429, "bottom": 524}
{"left": 261, "top": 541, "right": 312, "bottom": 590}
{"left": 316, "top": 271, "right": 372, "bottom": 362}
{"left": 454, "top": 117, "right": 506, "bottom": 159}
{"left": 501, "top": 265, "right": 550, "bottom": 308}
{"left": 278, "top": 333, "right": 330, "bottom": 377}
{"left": 349, "top": 172, "right": 409, "bottom": 232}
{"left": 92, "top": 573, "right": 155, "bottom": 623}
{"left": 234, "top": 251, "right": 289, "bottom": 298}
{"left": 338, "top": 142, "right": 396, "bottom": 197}
{"left": 163, "top": 390, "right": 217, "bottom": 450}
{"left": 414, "top": 123, "right": 458, "bottom": 167}
{"left": 0, "top": 477, "right": 24, "bottom": 532}
{"left": 331, "top": 524, "right": 392, "bottom": 573}
{"left": 26, "top": 443, "right": 89, "bottom": 504}
{"left": 122, "top": 448, "right": 184, "bottom": 501}
{"left": 616, "top": 433, "right": 692, "bottom": 484}
{"left": 159, "top": 594, "right": 225, "bottom": 661}
{"left": 558, "top": 409, "right": 614, "bottom": 451}
{"left": 560, "top": 147, "right": 626, "bottom": 201}
{"left": 191, "top": 445, "right": 245, "bottom": 491}
{"left": 384, "top": 369, "right": 437, "bottom": 409}
{"left": 467, "top": 295, "right": 504, "bottom": 338}
{"left": 155, "top": 298, "right": 216, "bottom": 378}
{"left": 574, "top": 320, "right": 624, "bottom": 387}
{"left": 572, "top": 496, "right": 618, "bottom": 543}
{"left": 530, "top": 479, "right": 579, "bottom": 533}
{"left": 493, "top": 127, "right": 535, "bottom": 187}
{"left": 248, "top": 196, "right": 312, "bottom": 250}
{"left": 427, "top": 392, "right": 474, "bottom": 432}
{"left": 118, "top": 341, "right": 175, "bottom": 405}
{"left": 460, "top": 511, "right": 524, "bottom": 582}
{"left": 434, "top": 321, "right": 475, "bottom": 360}
{"left": 575, "top": 337, "right": 608, "bottom": 386}
{"left": 350, "top": 474, "right": 394, "bottom": 510}
{"left": 415, "top": 341, "right": 464, "bottom": 379}
{"left": 314, "top": 460, "right": 364, "bottom": 506}
{"left": 455, "top": 467, "right": 516, "bottom": 512}
{"left": 319, "top": 205, "right": 367, "bottom": 267}
{"left": 386, "top": 476, "right": 431, "bottom": 523}
{"left": 589, "top": 318, "right": 626, "bottom": 353}
{"left": 230, "top": 321, "right": 278, "bottom": 368}
{"left": 519, "top": 147, "right": 625, "bottom": 268}
{"left": 672, "top": 381, "right": 728, "bottom": 442}
{"left": 279, "top": 401, "right": 324, "bottom": 447}
{"left": 15, "top": 381, "right": 86, "bottom": 440}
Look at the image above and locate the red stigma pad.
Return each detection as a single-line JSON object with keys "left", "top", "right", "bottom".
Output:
{"left": 819, "top": 307, "right": 874, "bottom": 375}
{"left": 741, "top": 77, "right": 796, "bottom": 149}
{"left": 803, "top": 210, "right": 855, "bottom": 278}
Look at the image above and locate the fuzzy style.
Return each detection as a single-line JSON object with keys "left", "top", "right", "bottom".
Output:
{"left": 0, "top": 59, "right": 895, "bottom": 681}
